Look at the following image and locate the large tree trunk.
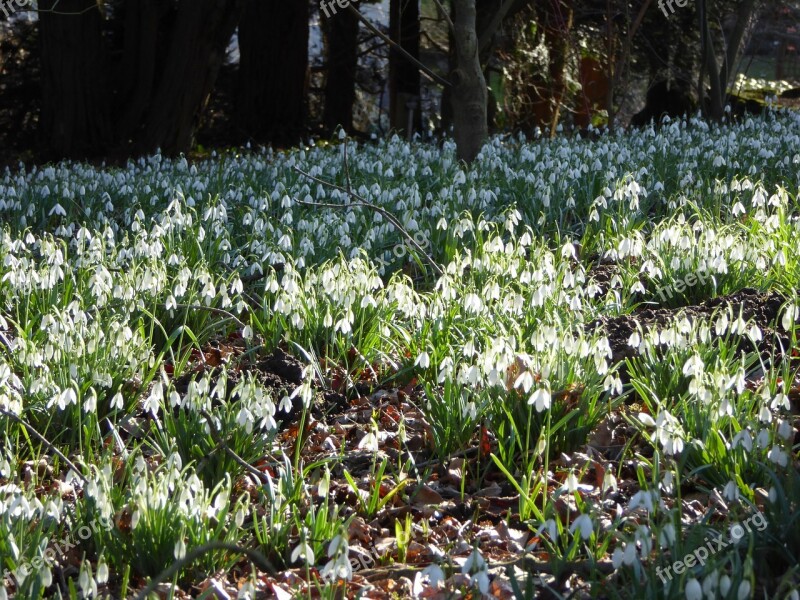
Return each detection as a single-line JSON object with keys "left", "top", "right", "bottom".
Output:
{"left": 389, "top": 0, "right": 421, "bottom": 136}
{"left": 135, "top": 0, "right": 243, "bottom": 155}
{"left": 237, "top": 0, "right": 308, "bottom": 145}
{"left": 700, "top": 0, "right": 757, "bottom": 121}
{"left": 117, "top": 0, "right": 165, "bottom": 144}
{"left": 39, "top": 0, "right": 110, "bottom": 158}
{"left": 450, "top": 0, "right": 488, "bottom": 163}
{"left": 322, "top": 5, "right": 359, "bottom": 135}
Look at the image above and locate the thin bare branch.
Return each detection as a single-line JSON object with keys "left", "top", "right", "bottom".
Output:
{"left": 167, "top": 303, "right": 248, "bottom": 330}
{"left": 134, "top": 541, "right": 276, "bottom": 600}
{"left": 199, "top": 409, "right": 275, "bottom": 485}
{"left": 431, "top": 0, "right": 456, "bottom": 37}
{"left": 478, "top": 0, "right": 518, "bottom": 54}
{"left": 291, "top": 165, "right": 444, "bottom": 277}
{"left": 0, "top": 408, "right": 88, "bottom": 484}
{"left": 346, "top": 4, "right": 451, "bottom": 88}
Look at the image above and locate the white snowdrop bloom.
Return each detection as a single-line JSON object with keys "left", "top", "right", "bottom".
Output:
{"left": 768, "top": 445, "right": 788, "bottom": 467}
{"left": 54, "top": 386, "right": 78, "bottom": 410}
{"left": 414, "top": 352, "right": 430, "bottom": 369}
{"left": 628, "top": 489, "right": 657, "bottom": 514}
{"left": 777, "top": 419, "right": 793, "bottom": 440}
{"left": 638, "top": 412, "right": 656, "bottom": 427}
{"left": 723, "top": 480, "right": 740, "bottom": 502}
{"left": 144, "top": 382, "right": 163, "bottom": 416}
{"left": 48, "top": 203, "right": 67, "bottom": 217}
{"left": 682, "top": 354, "right": 705, "bottom": 378}
{"left": 621, "top": 542, "right": 638, "bottom": 565}
{"left": 719, "top": 575, "right": 732, "bottom": 596}
{"left": 702, "top": 571, "right": 720, "bottom": 597}
{"left": 413, "top": 564, "right": 445, "bottom": 596}
{"left": 627, "top": 331, "right": 641, "bottom": 348}
{"left": 611, "top": 547, "right": 624, "bottom": 569}
{"left": 528, "top": 387, "right": 551, "bottom": 412}
{"left": 569, "top": 514, "right": 594, "bottom": 540}
{"left": 536, "top": 519, "right": 557, "bottom": 541}
{"left": 291, "top": 542, "right": 315, "bottom": 565}
{"left": 602, "top": 469, "right": 617, "bottom": 494}
{"left": 685, "top": 578, "right": 703, "bottom": 600}
{"left": 771, "top": 393, "right": 789, "bottom": 411}
{"left": 174, "top": 537, "right": 186, "bottom": 560}
{"left": 358, "top": 431, "right": 379, "bottom": 452}
{"left": 756, "top": 428, "right": 771, "bottom": 449}
{"left": 732, "top": 429, "right": 752, "bottom": 452}
{"left": 562, "top": 471, "right": 579, "bottom": 493}
{"left": 713, "top": 312, "right": 729, "bottom": 336}
{"left": 737, "top": 581, "right": 751, "bottom": 600}
{"left": 659, "top": 523, "right": 676, "bottom": 547}
{"left": 782, "top": 304, "right": 798, "bottom": 331}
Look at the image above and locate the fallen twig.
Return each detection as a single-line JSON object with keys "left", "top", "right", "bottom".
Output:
{"left": 292, "top": 156, "right": 443, "bottom": 277}
{"left": 0, "top": 408, "right": 88, "bottom": 484}
{"left": 134, "top": 541, "right": 276, "bottom": 600}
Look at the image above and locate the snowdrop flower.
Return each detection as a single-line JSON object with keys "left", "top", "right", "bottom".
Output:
{"left": 737, "top": 581, "right": 751, "bottom": 600}
{"left": 143, "top": 382, "right": 163, "bottom": 416}
{"left": 415, "top": 351, "right": 430, "bottom": 369}
{"left": 291, "top": 541, "right": 315, "bottom": 565}
{"left": 536, "top": 519, "right": 557, "bottom": 540}
{"left": 528, "top": 386, "right": 551, "bottom": 412}
{"left": 569, "top": 514, "right": 594, "bottom": 540}
{"left": 462, "top": 547, "right": 490, "bottom": 595}
{"left": 732, "top": 429, "right": 752, "bottom": 452}
{"left": 514, "top": 370, "right": 534, "bottom": 393}
{"left": 685, "top": 578, "right": 702, "bottom": 600}
{"left": 777, "top": 419, "right": 793, "bottom": 440}
{"left": 320, "top": 535, "right": 352, "bottom": 581}
{"left": 723, "top": 480, "right": 740, "bottom": 502}
{"left": 719, "top": 574, "right": 732, "bottom": 596}
{"left": 602, "top": 469, "right": 617, "bottom": 494}
{"left": 358, "top": 430, "right": 379, "bottom": 452}
{"left": 628, "top": 489, "right": 657, "bottom": 514}
{"left": 49, "top": 203, "right": 67, "bottom": 217}
{"left": 413, "top": 564, "right": 445, "bottom": 596}
{"left": 770, "top": 393, "right": 789, "bottom": 411}
{"left": 659, "top": 523, "right": 676, "bottom": 547}
{"left": 768, "top": 445, "right": 788, "bottom": 467}
{"left": 174, "top": 537, "right": 186, "bottom": 560}
{"left": 562, "top": 471, "right": 580, "bottom": 493}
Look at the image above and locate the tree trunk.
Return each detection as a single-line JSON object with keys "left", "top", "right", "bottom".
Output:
{"left": 39, "top": 0, "right": 110, "bottom": 158}
{"left": 135, "top": 0, "right": 243, "bottom": 155}
{"left": 450, "top": 0, "right": 488, "bottom": 163}
{"left": 117, "top": 0, "right": 165, "bottom": 144}
{"left": 700, "top": 0, "right": 757, "bottom": 121}
{"left": 389, "top": 0, "right": 422, "bottom": 136}
{"left": 237, "top": 0, "right": 308, "bottom": 145}
{"left": 322, "top": 4, "right": 359, "bottom": 135}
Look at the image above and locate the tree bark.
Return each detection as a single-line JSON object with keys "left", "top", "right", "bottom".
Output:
{"left": 39, "top": 0, "right": 110, "bottom": 158}
{"left": 135, "top": 0, "right": 243, "bottom": 155}
{"left": 389, "top": 0, "right": 422, "bottom": 136}
{"left": 237, "top": 0, "right": 308, "bottom": 145}
{"left": 117, "top": 0, "right": 165, "bottom": 144}
{"left": 450, "top": 0, "right": 488, "bottom": 163}
{"left": 322, "top": 4, "right": 359, "bottom": 135}
{"left": 700, "top": 0, "right": 758, "bottom": 121}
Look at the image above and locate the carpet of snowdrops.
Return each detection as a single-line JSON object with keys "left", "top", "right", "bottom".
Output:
{"left": 1, "top": 112, "right": 800, "bottom": 599}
